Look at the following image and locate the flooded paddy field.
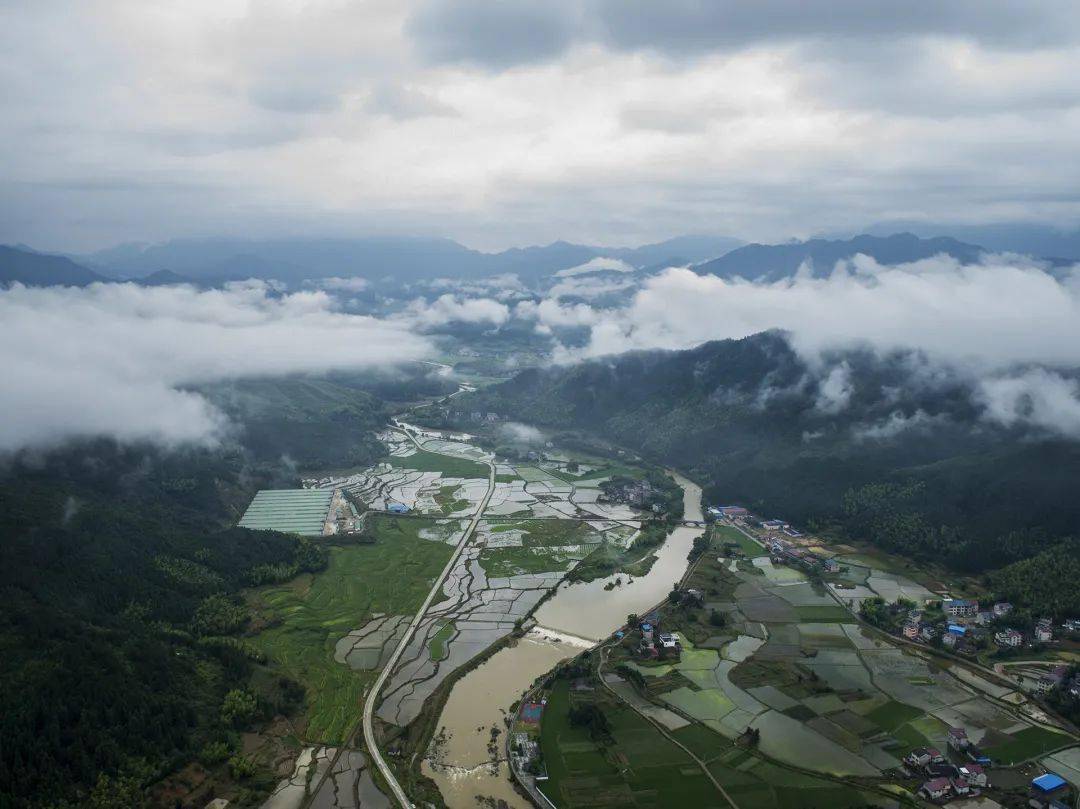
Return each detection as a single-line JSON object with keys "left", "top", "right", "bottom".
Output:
{"left": 552, "top": 512, "right": 1078, "bottom": 805}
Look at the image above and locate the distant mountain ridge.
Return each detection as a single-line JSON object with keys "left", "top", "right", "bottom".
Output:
{"left": 1, "top": 244, "right": 110, "bottom": 287}
{"left": 0, "top": 232, "right": 1011, "bottom": 289}
{"left": 78, "top": 234, "right": 745, "bottom": 285}
{"left": 694, "top": 233, "right": 986, "bottom": 281}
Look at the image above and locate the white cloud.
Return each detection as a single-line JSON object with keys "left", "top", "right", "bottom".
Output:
{"left": 547, "top": 275, "right": 637, "bottom": 299}
{"left": 405, "top": 293, "right": 510, "bottom": 327}
{"left": 554, "top": 256, "right": 636, "bottom": 277}
{"left": 496, "top": 422, "right": 546, "bottom": 445}
{"left": 515, "top": 298, "right": 602, "bottom": 333}
{"left": 815, "top": 362, "right": 852, "bottom": 414}
{"left": 853, "top": 410, "right": 943, "bottom": 441}
{"left": 978, "top": 369, "right": 1080, "bottom": 437}
{"left": 0, "top": 281, "right": 431, "bottom": 452}
{"left": 314, "top": 276, "right": 370, "bottom": 292}
{"left": 550, "top": 254, "right": 1080, "bottom": 437}
{"left": 571, "top": 255, "right": 1080, "bottom": 369}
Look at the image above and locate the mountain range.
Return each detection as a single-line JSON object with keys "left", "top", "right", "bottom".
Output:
{"left": 4, "top": 227, "right": 1076, "bottom": 289}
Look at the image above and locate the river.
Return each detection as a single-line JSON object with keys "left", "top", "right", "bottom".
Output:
{"left": 422, "top": 471, "right": 704, "bottom": 807}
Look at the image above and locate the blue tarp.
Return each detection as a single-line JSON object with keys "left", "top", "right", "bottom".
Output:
{"left": 1032, "top": 773, "right": 1067, "bottom": 792}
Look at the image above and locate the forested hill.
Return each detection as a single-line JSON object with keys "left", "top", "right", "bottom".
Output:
{"left": 461, "top": 332, "right": 1080, "bottom": 614}
{"left": 0, "top": 373, "right": 409, "bottom": 808}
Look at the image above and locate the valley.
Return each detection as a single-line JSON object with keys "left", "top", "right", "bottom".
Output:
{"left": 238, "top": 396, "right": 1080, "bottom": 809}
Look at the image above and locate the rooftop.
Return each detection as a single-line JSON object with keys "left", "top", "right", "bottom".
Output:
{"left": 1033, "top": 773, "right": 1067, "bottom": 793}
{"left": 238, "top": 488, "right": 334, "bottom": 536}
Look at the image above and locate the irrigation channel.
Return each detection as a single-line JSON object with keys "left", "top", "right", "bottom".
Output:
{"left": 421, "top": 472, "right": 704, "bottom": 808}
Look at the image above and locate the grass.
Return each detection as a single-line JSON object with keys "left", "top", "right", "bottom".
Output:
{"left": 428, "top": 621, "right": 454, "bottom": 661}
{"left": 983, "top": 726, "right": 1072, "bottom": 764}
{"left": 246, "top": 516, "right": 454, "bottom": 743}
{"left": 714, "top": 525, "right": 766, "bottom": 558}
{"left": 865, "top": 700, "right": 924, "bottom": 732}
{"left": 519, "top": 519, "right": 594, "bottom": 547}
{"left": 434, "top": 485, "right": 471, "bottom": 515}
{"left": 671, "top": 723, "right": 731, "bottom": 762}
{"left": 387, "top": 448, "right": 488, "bottom": 479}
{"left": 478, "top": 546, "right": 576, "bottom": 577}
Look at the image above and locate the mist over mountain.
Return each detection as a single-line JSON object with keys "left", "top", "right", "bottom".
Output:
{"left": 694, "top": 233, "right": 986, "bottom": 281}
{"left": 460, "top": 331, "right": 1080, "bottom": 582}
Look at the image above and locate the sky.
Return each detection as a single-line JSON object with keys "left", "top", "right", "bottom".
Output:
{"left": 3, "top": 0, "right": 1080, "bottom": 251}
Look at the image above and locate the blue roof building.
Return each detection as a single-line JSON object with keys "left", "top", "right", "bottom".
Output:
{"left": 1032, "top": 773, "right": 1067, "bottom": 793}
{"left": 948, "top": 624, "right": 967, "bottom": 635}
{"left": 387, "top": 503, "right": 410, "bottom": 514}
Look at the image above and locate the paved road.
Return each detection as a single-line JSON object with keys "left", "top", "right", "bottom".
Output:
{"left": 360, "top": 427, "right": 497, "bottom": 808}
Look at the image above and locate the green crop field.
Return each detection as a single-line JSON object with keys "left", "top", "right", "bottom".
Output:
{"left": 984, "top": 726, "right": 1072, "bottom": 764}
{"left": 538, "top": 680, "right": 728, "bottom": 808}
{"left": 387, "top": 448, "right": 489, "bottom": 479}
{"left": 478, "top": 546, "right": 577, "bottom": 577}
{"left": 247, "top": 516, "right": 454, "bottom": 743}
{"left": 428, "top": 621, "right": 454, "bottom": 661}
{"left": 714, "top": 525, "right": 766, "bottom": 557}
{"left": 865, "top": 700, "right": 923, "bottom": 732}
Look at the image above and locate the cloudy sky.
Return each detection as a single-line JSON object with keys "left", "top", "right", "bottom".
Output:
{"left": 3, "top": 0, "right": 1080, "bottom": 251}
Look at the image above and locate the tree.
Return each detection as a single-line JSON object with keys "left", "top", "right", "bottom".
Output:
{"left": 709, "top": 609, "right": 727, "bottom": 627}
{"left": 221, "top": 688, "right": 259, "bottom": 728}
{"left": 88, "top": 773, "right": 144, "bottom": 809}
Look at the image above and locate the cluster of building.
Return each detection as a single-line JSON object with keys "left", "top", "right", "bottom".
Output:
{"left": 898, "top": 597, "right": 1078, "bottom": 656}
{"left": 767, "top": 536, "right": 840, "bottom": 575}
{"left": 635, "top": 616, "right": 682, "bottom": 660}
{"left": 600, "top": 477, "right": 662, "bottom": 511}
{"left": 908, "top": 727, "right": 992, "bottom": 803}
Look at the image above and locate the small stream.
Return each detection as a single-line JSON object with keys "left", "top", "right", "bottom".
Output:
{"left": 423, "top": 472, "right": 704, "bottom": 807}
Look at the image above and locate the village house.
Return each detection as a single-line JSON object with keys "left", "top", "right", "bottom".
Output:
{"left": 921, "top": 626, "right": 938, "bottom": 642}
{"left": 1035, "top": 618, "right": 1054, "bottom": 643}
{"left": 919, "top": 777, "right": 952, "bottom": 802}
{"left": 821, "top": 558, "right": 840, "bottom": 573}
{"left": 944, "top": 624, "right": 967, "bottom": 648}
{"left": 949, "top": 777, "right": 971, "bottom": 797}
{"left": 996, "top": 628, "right": 1023, "bottom": 647}
{"left": 905, "top": 748, "right": 936, "bottom": 768}
{"left": 903, "top": 621, "right": 920, "bottom": 640}
{"left": 947, "top": 727, "right": 970, "bottom": 751}
{"left": 1037, "top": 665, "right": 1070, "bottom": 695}
{"left": 974, "top": 610, "right": 995, "bottom": 626}
{"left": 993, "top": 601, "right": 1013, "bottom": 617}
{"left": 943, "top": 598, "right": 979, "bottom": 618}
{"left": 959, "top": 763, "right": 988, "bottom": 788}
{"left": 1064, "top": 618, "right": 1080, "bottom": 633}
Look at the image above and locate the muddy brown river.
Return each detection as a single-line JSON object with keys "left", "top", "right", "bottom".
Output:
{"left": 423, "top": 472, "right": 703, "bottom": 807}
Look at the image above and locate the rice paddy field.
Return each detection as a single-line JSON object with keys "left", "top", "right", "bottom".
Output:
{"left": 246, "top": 515, "right": 455, "bottom": 743}
{"left": 538, "top": 678, "right": 890, "bottom": 809}
{"left": 536, "top": 520, "right": 1080, "bottom": 806}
